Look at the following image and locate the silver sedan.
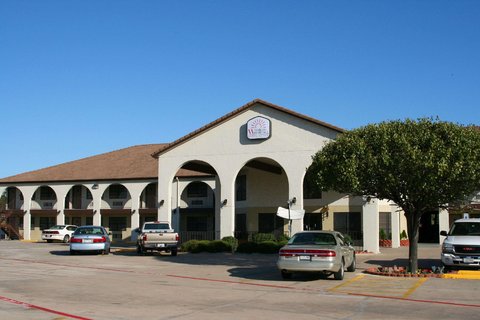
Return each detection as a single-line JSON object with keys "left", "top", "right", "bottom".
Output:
{"left": 69, "top": 226, "right": 111, "bottom": 255}
{"left": 277, "top": 231, "right": 356, "bottom": 280}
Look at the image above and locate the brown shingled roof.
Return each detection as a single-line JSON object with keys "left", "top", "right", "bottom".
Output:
{"left": 152, "top": 99, "right": 344, "bottom": 158}
{"left": 0, "top": 144, "right": 211, "bottom": 184}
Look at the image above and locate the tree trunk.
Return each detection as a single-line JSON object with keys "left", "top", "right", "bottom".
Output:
{"left": 405, "top": 210, "right": 422, "bottom": 273}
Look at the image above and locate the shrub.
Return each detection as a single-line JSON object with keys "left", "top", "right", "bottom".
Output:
{"left": 190, "top": 240, "right": 211, "bottom": 253}
{"left": 276, "top": 234, "right": 290, "bottom": 242}
{"left": 221, "top": 236, "right": 238, "bottom": 253}
{"left": 252, "top": 233, "right": 276, "bottom": 243}
{"left": 236, "top": 241, "right": 258, "bottom": 253}
{"left": 256, "top": 241, "right": 281, "bottom": 254}
{"left": 180, "top": 240, "right": 199, "bottom": 252}
{"left": 400, "top": 230, "right": 408, "bottom": 240}
{"left": 206, "top": 240, "right": 230, "bottom": 253}
{"left": 379, "top": 228, "right": 387, "bottom": 240}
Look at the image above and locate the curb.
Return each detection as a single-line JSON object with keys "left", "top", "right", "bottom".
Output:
{"left": 365, "top": 267, "right": 480, "bottom": 279}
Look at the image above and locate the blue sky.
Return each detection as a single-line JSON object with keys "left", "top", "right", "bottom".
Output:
{"left": 1, "top": 0, "right": 479, "bottom": 178}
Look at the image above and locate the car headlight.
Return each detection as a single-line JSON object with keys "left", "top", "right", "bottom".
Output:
{"left": 442, "top": 242, "right": 454, "bottom": 253}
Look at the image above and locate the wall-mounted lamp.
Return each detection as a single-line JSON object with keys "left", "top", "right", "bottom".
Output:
{"left": 92, "top": 184, "right": 99, "bottom": 190}
{"left": 159, "top": 200, "right": 165, "bottom": 207}
{"left": 93, "top": 210, "right": 97, "bottom": 214}
{"left": 288, "top": 197, "right": 296, "bottom": 206}
{"left": 131, "top": 209, "right": 136, "bottom": 214}
{"left": 222, "top": 199, "right": 228, "bottom": 207}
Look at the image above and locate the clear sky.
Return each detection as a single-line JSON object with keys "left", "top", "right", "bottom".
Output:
{"left": 1, "top": 0, "right": 479, "bottom": 178}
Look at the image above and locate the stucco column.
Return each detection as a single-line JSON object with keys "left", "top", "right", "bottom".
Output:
{"left": 390, "top": 204, "right": 401, "bottom": 248}
{"left": 362, "top": 197, "right": 380, "bottom": 253}
{"left": 91, "top": 187, "right": 104, "bottom": 226}
{"left": 217, "top": 173, "right": 235, "bottom": 239}
{"left": 283, "top": 163, "right": 307, "bottom": 236}
{"left": 18, "top": 187, "right": 36, "bottom": 241}
{"left": 439, "top": 208, "right": 450, "bottom": 244}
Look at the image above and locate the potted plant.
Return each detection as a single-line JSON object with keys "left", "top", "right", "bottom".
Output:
{"left": 379, "top": 229, "right": 391, "bottom": 247}
{"left": 400, "top": 230, "right": 409, "bottom": 246}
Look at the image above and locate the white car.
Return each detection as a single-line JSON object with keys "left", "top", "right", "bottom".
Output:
{"left": 42, "top": 225, "right": 78, "bottom": 243}
{"left": 441, "top": 218, "right": 480, "bottom": 269}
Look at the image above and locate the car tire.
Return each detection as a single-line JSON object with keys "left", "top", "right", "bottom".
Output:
{"left": 70, "top": 250, "right": 76, "bottom": 255}
{"left": 136, "top": 245, "right": 145, "bottom": 254}
{"left": 103, "top": 249, "right": 109, "bottom": 255}
{"left": 63, "top": 235, "right": 70, "bottom": 243}
{"left": 347, "top": 255, "right": 356, "bottom": 272}
{"left": 171, "top": 249, "right": 178, "bottom": 256}
{"left": 334, "top": 259, "right": 345, "bottom": 280}
{"left": 47, "top": 240, "right": 53, "bottom": 243}
{"left": 281, "top": 270, "right": 292, "bottom": 279}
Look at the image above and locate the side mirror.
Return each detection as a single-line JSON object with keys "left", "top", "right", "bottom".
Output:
{"left": 440, "top": 230, "right": 448, "bottom": 237}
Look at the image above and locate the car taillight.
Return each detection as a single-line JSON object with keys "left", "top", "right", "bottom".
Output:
{"left": 279, "top": 249, "right": 336, "bottom": 257}
{"left": 175, "top": 234, "right": 179, "bottom": 241}
{"left": 142, "top": 234, "right": 147, "bottom": 241}
{"left": 52, "top": 231, "right": 60, "bottom": 234}
{"left": 93, "top": 236, "right": 107, "bottom": 243}
{"left": 70, "top": 237, "right": 82, "bottom": 243}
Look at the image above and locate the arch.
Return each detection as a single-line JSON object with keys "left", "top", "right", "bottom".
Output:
{"left": 65, "top": 184, "right": 93, "bottom": 210}
{"left": 5, "top": 186, "right": 25, "bottom": 211}
{"left": 101, "top": 183, "right": 132, "bottom": 209}
{"left": 31, "top": 185, "right": 58, "bottom": 210}
{"left": 233, "top": 157, "right": 289, "bottom": 241}
{"left": 140, "top": 182, "right": 158, "bottom": 209}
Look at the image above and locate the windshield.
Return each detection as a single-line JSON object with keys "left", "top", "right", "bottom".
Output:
{"left": 450, "top": 222, "right": 480, "bottom": 236}
{"left": 74, "top": 227, "right": 105, "bottom": 235}
{"left": 144, "top": 223, "right": 170, "bottom": 230}
{"left": 288, "top": 232, "right": 337, "bottom": 245}
{"left": 48, "top": 225, "right": 65, "bottom": 230}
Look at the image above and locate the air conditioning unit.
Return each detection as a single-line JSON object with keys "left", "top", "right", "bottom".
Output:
{"left": 112, "top": 201, "right": 124, "bottom": 207}
{"left": 43, "top": 202, "right": 53, "bottom": 208}
{"left": 191, "top": 200, "right": 204, "bottom": 206}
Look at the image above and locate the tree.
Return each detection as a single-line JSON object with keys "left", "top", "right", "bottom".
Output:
{"left": 309, "top": 118, "right": 480, "bottom": 272}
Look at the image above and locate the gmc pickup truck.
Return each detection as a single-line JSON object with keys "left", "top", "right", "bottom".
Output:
{"left": 136, "top": 221, "right": 179, "bottom": 256}
{"left": 440, "top": 218, "right": 480, "bottom": 269}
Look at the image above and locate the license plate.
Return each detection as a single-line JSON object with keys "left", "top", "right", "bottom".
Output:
{"left": 83, "top": 239, "right": 93, "bottom": 243}
{"left": 156, "top": 243, "right": 165, "bottom": 248}
{"left": 299, "top": 255, "right": 310, "bottom": 261}
{"left": 464, "top": 258, "right": 475, "bottom": 263}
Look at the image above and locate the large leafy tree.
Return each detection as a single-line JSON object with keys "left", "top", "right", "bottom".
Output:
{"left": 310, "top": 118, "right": 480, "bottom": 272}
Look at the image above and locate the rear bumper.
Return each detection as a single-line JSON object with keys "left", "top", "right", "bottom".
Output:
{"left": 70, "top": 243, "right": 109, "bottom": 251}
{"left": 277, "top": 258, "right": 341, "bottom": 273}
{"left": 42, "top": 234, "right": 64, "bottom": 241}
{"left": 142, "top": 243, "right": 177, "bottom": 250}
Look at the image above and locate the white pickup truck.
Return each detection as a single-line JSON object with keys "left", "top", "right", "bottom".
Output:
{"left": 136, "top": 221, "right": 179, "bottom": 256}
{"left": 440, "top": 218, "right": 480, "bottom": 269}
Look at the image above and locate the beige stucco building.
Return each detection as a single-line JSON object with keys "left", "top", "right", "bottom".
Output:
{"left": 0, "top": 99, "right": 450, "bottom": 252}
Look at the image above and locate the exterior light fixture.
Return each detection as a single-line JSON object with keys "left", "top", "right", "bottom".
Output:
{"left": 222, "top": 199, "right": 228, "bottom": 206}
{"left": 159, "top": 200, "right": 165, "bottom": 207}
{"left": 92, "top": 184, "right": 99, "bottom": 190}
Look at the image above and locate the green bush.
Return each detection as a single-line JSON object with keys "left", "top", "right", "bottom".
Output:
{"left": 379, "top": 228, "right": 387, "bottom": 240}
{"left": 276, "top": 234, "right": 290, "bottom": 242}
{"left": 256, "top": 241, "right": 281, "bottom": 254}
{"left": 252, "top": 233, "right": 276, "bottom": 243}
{"left": 206, "top": 240, "right": 231, "bottom": 253}
{"left": 400, "top": 230, "right": 408, "bottom": 240}
{"left": 221, "top": 236, "right": 238, "bottom": 253}
{"left": 190, "top": 240, "right": 211, "bottom": 253}
{"left": 236, "top": 241, "right": 258, "bottom": 253}
{"left": 180, "top": 240, "right": 199, "bottom": 252}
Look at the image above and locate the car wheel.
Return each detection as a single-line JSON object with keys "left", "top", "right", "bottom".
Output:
{"left": 171, "top": 249, "right": 178, "bottom": 256}
{"left": 281, "top": 270, "right": 292, "bottom": 279}
{"left": 334, "top": 259, "right": 345, "bottom": 280}
{"left": 47, "top": 240, "right": 53, "bottom": 243}
{"left": 103, "top": 249, "right": 109, "bottom": 255}
{"left": 63, "top": 235, "right": 70, "bottom": 243}
{"left": 70, "top": 250, "right": 76, "bottom": 255}
{"left": 347, "top": 255, "right": 356, "bottom": 272}
{"left": 136, "top": 245, "right": 145, "bottom": 254}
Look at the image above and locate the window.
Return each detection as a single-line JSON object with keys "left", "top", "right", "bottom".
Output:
{"left": 40, "top": 187, "right": 56, "bottom": 200}
{"left": 109, "top": 217, "right": 127, "bottom": 231}
{"left": 187, "top": 182, "right": 208, "bottom": 198}
{"left": 334, "top": 212, "right": 362, "bottom": 240}
{"left": 303, "top": 213, "right": 323, "bottom": 230}
{"left": 186, "top": 216, "right": 208, "bottom": 232}
{"left": 235, "top": 175, "right": 247, "bottom": 201}
{"left": 86, "top": 217, "right": 93, "bottom": 225}
{"left": 109, "top": 185, "right": 127, "bottom": 199}
{"left": 85, "top": 189, "right": 93, "bottom": 200}
{"left": 39, "top": 217, "right": 56, "bottom": 230}
{"left": 258, "top": 213, "right": 284, "bottom": 234}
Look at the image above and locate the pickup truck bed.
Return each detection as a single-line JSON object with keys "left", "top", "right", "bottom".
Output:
{"left": 136, "top": 222, "right": 179, "bottom": 256}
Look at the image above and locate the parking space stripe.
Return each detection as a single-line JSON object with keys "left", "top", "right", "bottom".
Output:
{"left": 402, "top": 277, "right": 428, "bottom": 298}
{"left": 328, "top": 274, "right": 365, "bottom": 292}
{"left": 0, "top": 295, "right": 92, "bottom": 320}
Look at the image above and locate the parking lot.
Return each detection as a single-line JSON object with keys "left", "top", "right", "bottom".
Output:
{"left": 0, "top": 241, "right": 479, "bottom": 320}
